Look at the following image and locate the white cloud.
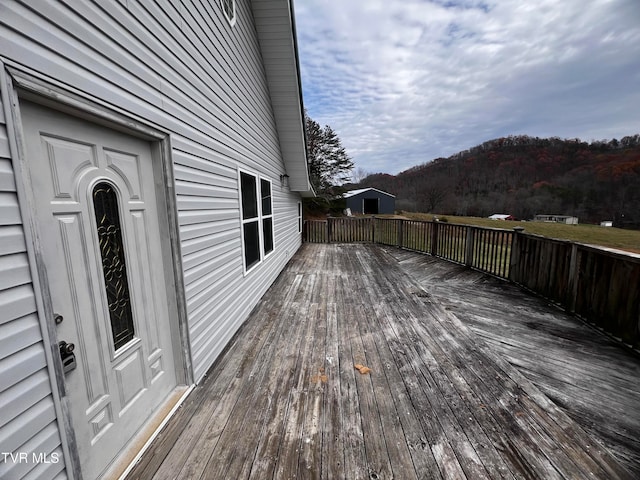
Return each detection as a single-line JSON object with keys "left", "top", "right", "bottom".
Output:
{"left": 295, "top": 0, "right": 640, "bottom": 175}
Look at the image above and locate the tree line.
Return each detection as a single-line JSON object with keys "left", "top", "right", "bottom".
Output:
{"left": 356, "top": 135, "right": 640, "bottom": 227}
{"left": 303, "top": 110, "right": 640, "bottom": 228}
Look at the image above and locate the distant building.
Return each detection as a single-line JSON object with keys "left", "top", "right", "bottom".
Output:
{"left": 489, "top": 214, "right": 515, "bottom": 221}
{"left": 600, "top": 221, "right": 613, "bottom": 227}
{"left": 534, "top": 214, "right": 579, "bottom": 225}
{"left": 344, "top": 188, "right": 396, "bottom": 215}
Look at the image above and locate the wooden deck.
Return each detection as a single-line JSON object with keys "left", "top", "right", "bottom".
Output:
{"left": 127, "top": 243, "right": 639, "bottom": 479}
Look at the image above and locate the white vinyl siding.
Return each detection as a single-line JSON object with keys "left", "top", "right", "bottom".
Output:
{"left": 0, "top": 97, "right": 66, "bottom": 479}
{"left": 0, "top": 0, "right": 305, "bottom": 396}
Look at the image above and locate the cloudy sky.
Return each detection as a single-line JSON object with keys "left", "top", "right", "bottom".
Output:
{"left": 293, "top": 0, "right": 640, "bottom": 176}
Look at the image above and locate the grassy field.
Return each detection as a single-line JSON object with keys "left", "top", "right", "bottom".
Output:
{"left": 399, "top": 211, "right": 640, "bottom": 254}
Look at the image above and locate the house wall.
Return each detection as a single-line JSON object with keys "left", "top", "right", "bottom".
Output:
{"left": 0, "top": 1, "right": 304, "bottom": 477}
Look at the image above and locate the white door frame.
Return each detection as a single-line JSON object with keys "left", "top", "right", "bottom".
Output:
{"left": 1, "top": 65, "right": 193, "bottom": 479}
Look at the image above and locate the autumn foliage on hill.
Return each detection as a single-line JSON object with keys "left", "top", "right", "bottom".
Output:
{"left": 356, "top": 135, "right": 640, "bottom": 228}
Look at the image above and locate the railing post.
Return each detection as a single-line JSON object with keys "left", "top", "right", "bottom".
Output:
{"left": 398, "top": 219, "right": 404, "bottom": 248}
{"left": 372, "top": 217, "right": 376, "bottom": 243}
{"left": 509, "top": 226, "right": 525, "bottom": 281}
{"left": 566, "top": 243, "right": 579, "bottom": 313}
{"left": 430, "top": 220, "right": 439, "bottom": 256}
{"left": 465, "top": 226, "right": 474, "bottom": 267}
{"left": 327, "top": 218, "right": 333, "bottom": 243}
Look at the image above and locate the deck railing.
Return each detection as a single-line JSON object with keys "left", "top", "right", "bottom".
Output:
{"left": 304, "top": 218, "right": 513, "bottom": 278}
{"left": 303, "top": 217, "right": 640, "bottom": 348}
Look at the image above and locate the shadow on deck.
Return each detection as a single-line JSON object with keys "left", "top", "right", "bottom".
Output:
{"left": 127, "top": 243, "right": 639, "bottom": 479}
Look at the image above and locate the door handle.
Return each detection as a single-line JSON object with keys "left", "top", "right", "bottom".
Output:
{"left": 59, "top": 341, "right": 77, "bottom": 374}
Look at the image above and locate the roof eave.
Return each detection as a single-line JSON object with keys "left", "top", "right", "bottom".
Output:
{"left": 251, "top": 0, "right": 314, "bottom": 196}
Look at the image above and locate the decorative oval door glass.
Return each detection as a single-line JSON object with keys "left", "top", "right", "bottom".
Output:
{"left": 93, "top": 182, "right": 135, "bottom": 350}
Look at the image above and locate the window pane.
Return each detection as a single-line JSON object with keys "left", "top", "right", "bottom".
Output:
{"left": 93, "top": 182, "right": 135, "bottom": 350}
{"left": 222, "top": 0, "right": 235, "bottom": 22}
{"left": 263, "top": 218, "right": 273, "bottom": 255}
{"left": 243, "top": 221, "right": 260, "bottom": 269}
{"left": 261, "top": 179, "right": 272, "bottom": 216}
{"left": 241, "top": 172, "right": 258, "bottom": 219}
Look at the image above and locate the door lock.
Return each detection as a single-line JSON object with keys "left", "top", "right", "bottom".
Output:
{"left": 59, "top": 341, "right": 77, "bottom": 374}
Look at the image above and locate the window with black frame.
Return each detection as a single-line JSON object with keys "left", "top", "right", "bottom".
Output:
{"left": 240, "top": 172, "right": 274, "bottom": 272}
{"left": 240, "top": 172, "right": 260, "bottom": 270}
{"left": 261, "top": 179, "right": 274, "bottom": 256}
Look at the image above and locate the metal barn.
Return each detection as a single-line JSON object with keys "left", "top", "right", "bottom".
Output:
{"left": 344, "top": 188, "right": 396, "bottom": 215}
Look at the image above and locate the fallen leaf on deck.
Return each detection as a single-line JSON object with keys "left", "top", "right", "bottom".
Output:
{"left": 354, "top": 364, "right": 372, "bottom": 375}
{"left": 311, "top": 368, "right": 328, "bottom": 383}
{"left": 311, "top": 374, "right": 328, "bottom": 383}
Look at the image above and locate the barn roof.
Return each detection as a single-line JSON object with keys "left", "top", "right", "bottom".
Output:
{"left": 344, "top": 187, "right": 396, "bottom": 198}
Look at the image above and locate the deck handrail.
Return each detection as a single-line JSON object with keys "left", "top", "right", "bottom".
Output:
{"left": 303, "top": 217, "right": 640, "bottom": 348}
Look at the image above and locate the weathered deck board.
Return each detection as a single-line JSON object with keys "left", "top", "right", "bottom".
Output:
{"left": 387, "top": 246, "right": 640, "bottom": 478}
{"left": 127, "top": 244, "right": 637, "bottom": 480}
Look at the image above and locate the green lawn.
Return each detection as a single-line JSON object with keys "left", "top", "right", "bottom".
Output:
{"left": 400, "top": 212, "right": 640, "bottom": 254}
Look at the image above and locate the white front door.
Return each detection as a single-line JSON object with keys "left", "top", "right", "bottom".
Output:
{"left": 21, "top": 101, "right": 179, "bottom": 479}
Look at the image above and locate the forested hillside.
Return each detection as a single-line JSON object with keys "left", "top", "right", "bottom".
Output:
{"left": 356, "top": 135, "right": 640, "bottom": 227}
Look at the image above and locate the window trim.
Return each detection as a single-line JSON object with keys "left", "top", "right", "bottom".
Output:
{"left": 238, "top": 169, "right": 275, "bottom": 274}
{"left": 221, "top": 0, "right": 237, "bottom": 27}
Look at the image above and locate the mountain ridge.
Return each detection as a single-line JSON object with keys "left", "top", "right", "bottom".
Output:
{"left": 355, "top": 134, "right": 640, "bottom": 227}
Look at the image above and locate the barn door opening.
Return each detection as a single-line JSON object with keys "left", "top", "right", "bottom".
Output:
{"left": 363, "top": 198, "right": 379, "bottom": 214}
